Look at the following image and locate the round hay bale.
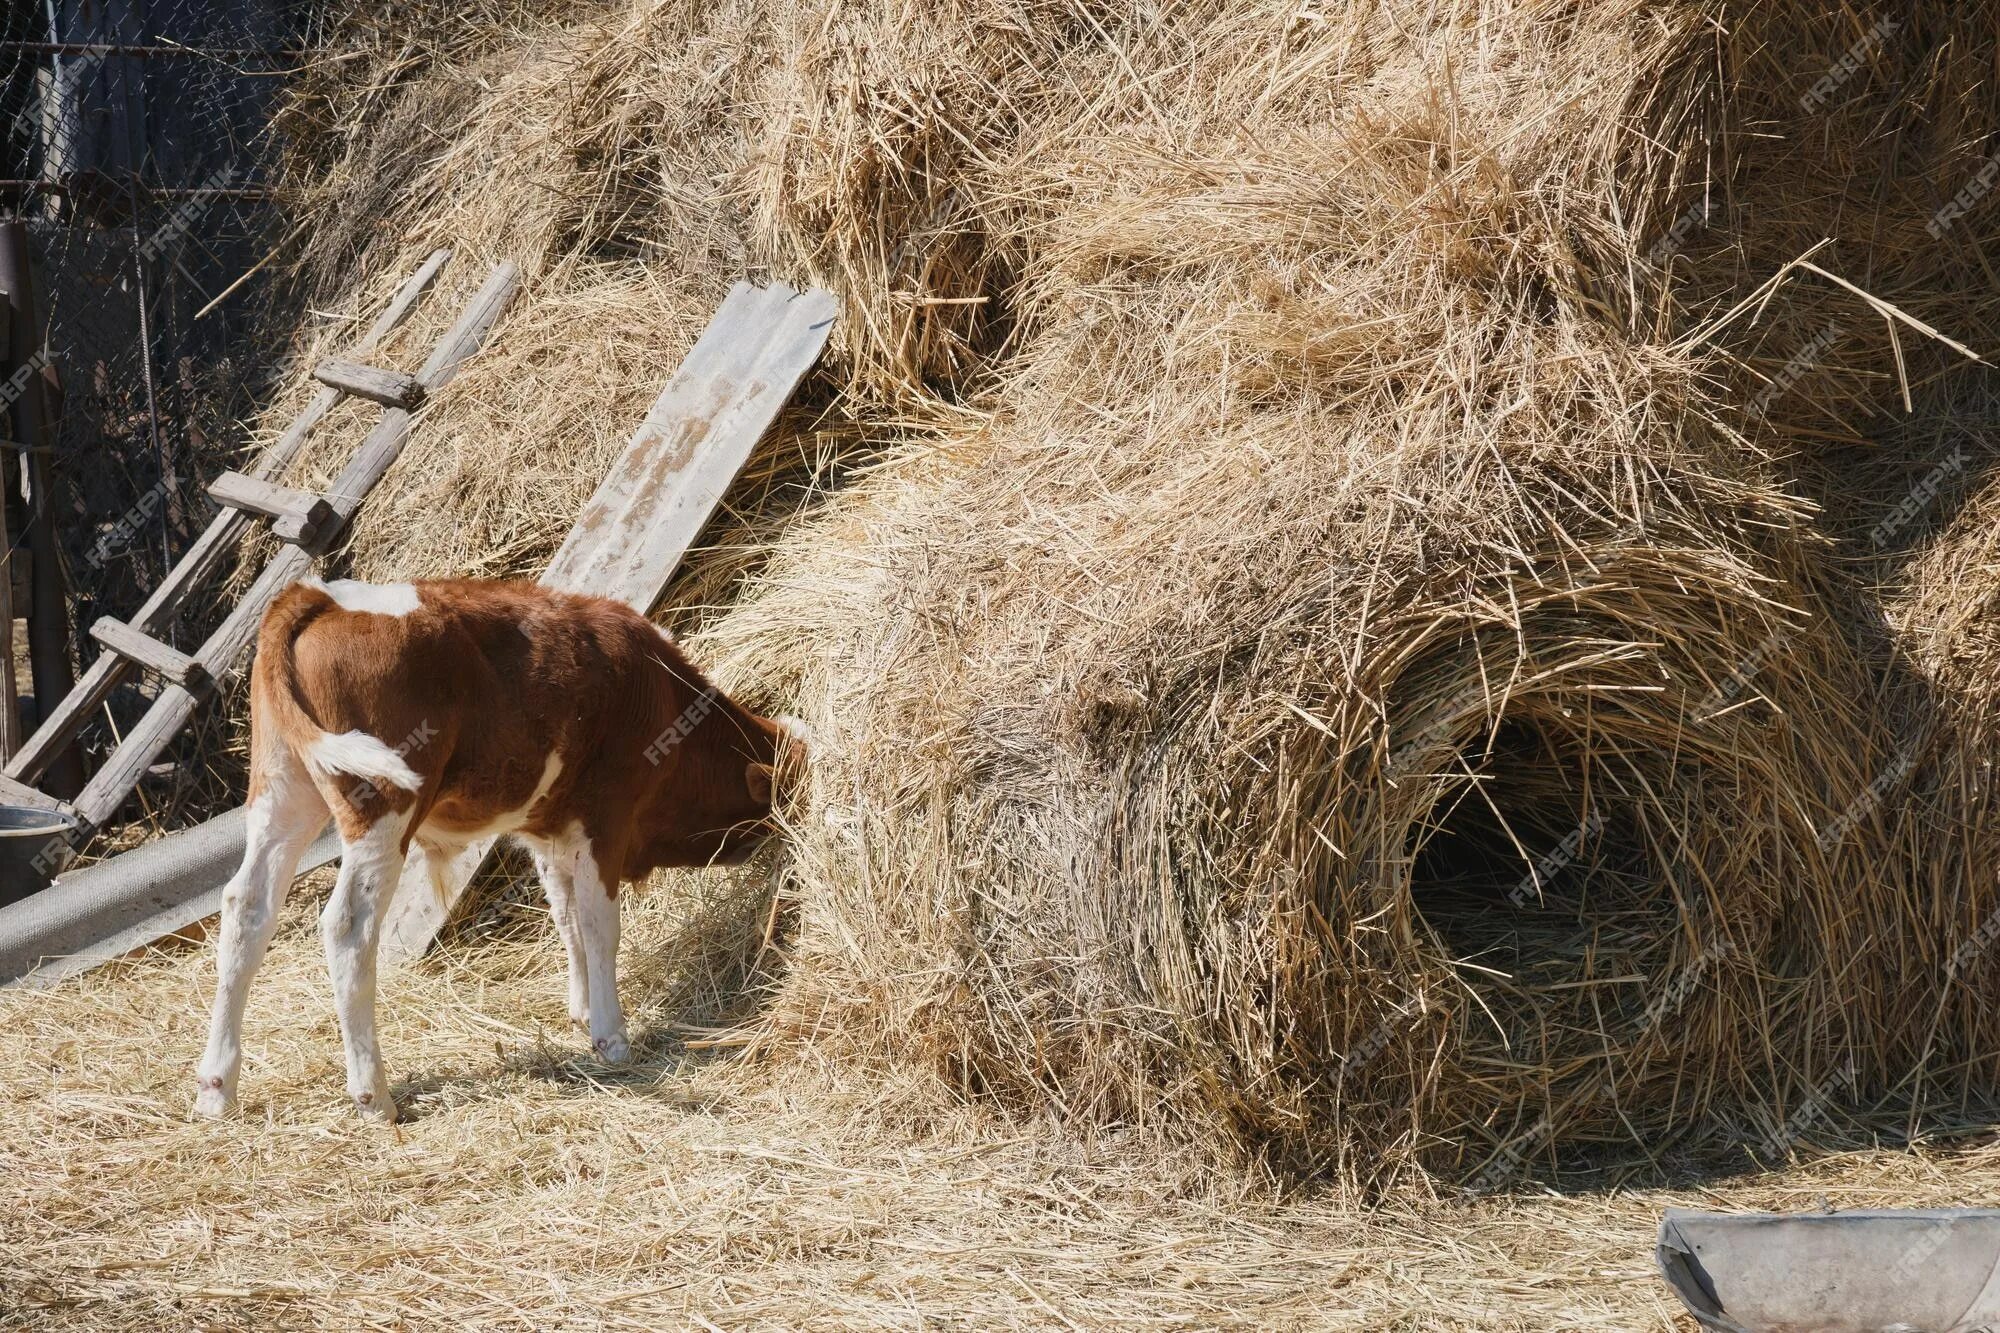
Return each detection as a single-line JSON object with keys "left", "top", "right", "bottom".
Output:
{"left": 705, "top": 118, "right": 1908, "bottom": 1177}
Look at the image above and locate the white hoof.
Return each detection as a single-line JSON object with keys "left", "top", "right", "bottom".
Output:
{"left": 592, "top": 1032, "right": 630, "bottom": 1065}
{"left": 193, "top": 1078, "right": 235, "bottom": 1119}
{"left": 351, "top": 1085, "right": 399, "bottom": 1124}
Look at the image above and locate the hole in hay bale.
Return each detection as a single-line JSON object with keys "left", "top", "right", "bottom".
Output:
{"left": 1404, "top": 718, "right": 1686, "bottom": 1074}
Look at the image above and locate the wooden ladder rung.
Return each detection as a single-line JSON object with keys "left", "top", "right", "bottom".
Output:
{"left": 313, "top": 356, "right": 426, "bottom": 410}
{"left": 207, "top": 470, "right": 337, "bottom": 547}
{"left": 89, "top": 618, "right": 208, "bottom": 689}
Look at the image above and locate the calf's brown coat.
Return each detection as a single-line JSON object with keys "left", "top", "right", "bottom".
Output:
{"left": 194, "top": 576, "right": 801, "bottom": 1121}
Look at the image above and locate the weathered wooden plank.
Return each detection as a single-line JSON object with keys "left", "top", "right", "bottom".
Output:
{"left": 4, "top": 248, "right": 452, "bottom": 790}
{"left": 67, "top": 262, "right": 519, "bottom": 833}
{"left": 206, "top": 469, "right": 315, "bottom": 520}
{"left": 207, "top": 470, "right": 337, "bottom": 546}
{"left": 0, "top": 771, "right": 61, "bottom": 813}
{"left": 89, "top": 618, "right": 207, "bottom": 689}
{"left": 541, "top": 283, "right": 838, "bottom": 602}
{"left": 378, "top": 281, "right": 836, "bottom": 967}
{"left": 312, "top": 356, "right": 425, "bottom": 410}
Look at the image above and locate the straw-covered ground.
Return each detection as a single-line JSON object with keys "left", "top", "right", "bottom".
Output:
{"left": 12, "top": 0, "right": 2000, "bottom": 1322}
{"left": 6, "top": 870, "right": 2000, "bottom": 1331}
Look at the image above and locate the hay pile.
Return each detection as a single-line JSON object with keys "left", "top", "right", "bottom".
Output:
{"left": 166, "top": 0, "right": 2000, "bottom": 1182}
{"left": 12, "top": 864, "right": 2000, "bottom": 1328}
{"left": 702, "top": 12, "right": 1914, "bottom": 1177}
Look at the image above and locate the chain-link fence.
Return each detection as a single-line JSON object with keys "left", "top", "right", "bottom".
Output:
{"left": 3, "top": 0, "right": 324, "bottom": 807}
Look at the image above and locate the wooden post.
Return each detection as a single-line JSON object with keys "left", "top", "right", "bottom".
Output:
{"left": 0, "top": 220, "right": 79, "bottom": 796}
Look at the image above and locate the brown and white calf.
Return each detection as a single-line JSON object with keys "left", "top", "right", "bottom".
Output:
{"left": 195, "top": 576, "right": 805, "bottom": 1121}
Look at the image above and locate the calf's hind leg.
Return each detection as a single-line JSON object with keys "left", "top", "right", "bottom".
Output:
{"left": 321, "top": 809, "right": 413, "bottom": 1121}
{"left": 195, "top": 759, "right": 329, "bottom": 1117}
{"left": 529, "top": 839, "right": 591, "bottom": 1030}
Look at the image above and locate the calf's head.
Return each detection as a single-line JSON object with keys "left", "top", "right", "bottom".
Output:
{"left": 640, "top": 706, "right": 810, "bottom": 869}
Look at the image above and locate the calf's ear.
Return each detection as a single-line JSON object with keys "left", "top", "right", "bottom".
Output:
{"left": 745, "top": 761, "right": 775, "bottom": 805}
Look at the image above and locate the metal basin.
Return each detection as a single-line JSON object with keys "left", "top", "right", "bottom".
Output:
{"left": 0, "top": 805, "right": 79, "bottom": 905}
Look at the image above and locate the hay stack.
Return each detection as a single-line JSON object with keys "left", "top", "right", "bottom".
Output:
{"left": 227, "top": 0, "right": 2000, "bottom": 1177}
{"left": 697, "top": 9, "right": 1922, "bottom": 1176}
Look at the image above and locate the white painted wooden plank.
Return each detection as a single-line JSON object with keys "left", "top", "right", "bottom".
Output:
{"left": 543, "top": 282, "right": 836, "bottom": 607}
{"left": 377, "top": 281, "right": 835, "bottom": 966}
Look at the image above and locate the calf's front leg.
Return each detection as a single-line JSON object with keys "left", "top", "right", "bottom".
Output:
{"left": 531, "top": 825, "right": 628, "bottom": 1063}
{"left": 575, "top": 848, "right": 628, "bottom": 1064}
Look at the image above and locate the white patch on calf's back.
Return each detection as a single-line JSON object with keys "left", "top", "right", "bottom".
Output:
{"left": 306, "top": 730, "right": 423, "bottom": 793}
{"left": 302, "top": 574, "right": 421, "bottom": 618}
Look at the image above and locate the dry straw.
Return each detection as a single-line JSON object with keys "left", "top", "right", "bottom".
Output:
{"left": 18, "top": 0, "right": 2000, "bottom": 1226}
{"left": 14, "top": 865, "right": 2000, "bottom": 1329}
{"left": 231, "top": 0, "right": 2000, "bottom": 1177}
{"left": 710, "top": 154, "right": 1907, "bottom": 1180}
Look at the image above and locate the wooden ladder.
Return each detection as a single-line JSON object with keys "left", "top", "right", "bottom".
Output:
{"left": 0, "top": 250, "right": 520, "bottom": 850}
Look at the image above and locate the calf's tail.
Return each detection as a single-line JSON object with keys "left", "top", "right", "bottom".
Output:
{"left": 248, "top": 578, "right": 423, "bottom": 801}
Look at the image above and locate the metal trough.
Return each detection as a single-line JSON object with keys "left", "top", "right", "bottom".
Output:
{"left": 1659, "top": 1206, "right": 2000, "bottom": 1332}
